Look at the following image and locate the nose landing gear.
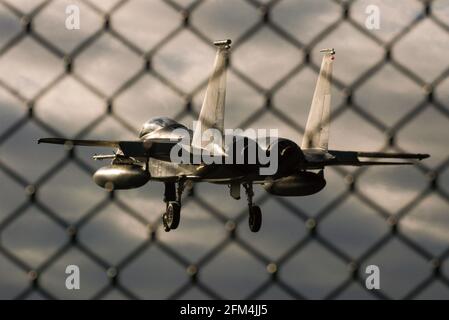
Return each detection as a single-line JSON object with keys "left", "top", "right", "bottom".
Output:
{"left": 243, "top": 183, "right": 262, "bottom": 233}
{"left": 163, "top": 179, "right": 185, "bottom": 232}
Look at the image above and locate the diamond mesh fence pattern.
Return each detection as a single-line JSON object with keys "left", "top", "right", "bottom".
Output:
{"left": 0, "top": 0, "right": 448, "bottom": 300}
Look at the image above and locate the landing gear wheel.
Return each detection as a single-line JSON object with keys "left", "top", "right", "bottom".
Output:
{"left": 249, "top": 205, "right": 262, "bottom": 233}
{"left": 163, "top": 180, "right": 185, "bottom": 232}
{"left": 164, "top": 201, "right": 181, "bottom": 230}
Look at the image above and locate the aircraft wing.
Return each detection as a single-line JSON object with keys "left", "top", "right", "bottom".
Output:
{"left": 38, "top": 138, "right": 121, "bottom": 147}
{"left": 38, "top": 137, "right": 181, "bottom": 160}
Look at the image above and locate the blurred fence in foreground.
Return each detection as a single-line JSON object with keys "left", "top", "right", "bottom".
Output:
{"left": 0, "top": 0, "right": 448, "bottom": 299}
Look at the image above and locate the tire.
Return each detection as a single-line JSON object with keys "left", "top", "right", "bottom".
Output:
{"left": 249, "top": 205, "right": 262, "bottom": 232}
{"left": 166, "top": 202, "right": 181, "bottom": 230}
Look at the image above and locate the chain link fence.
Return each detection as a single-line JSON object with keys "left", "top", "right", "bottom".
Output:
{"left": 0, "top": 0, "right": 448, "bottom": 299}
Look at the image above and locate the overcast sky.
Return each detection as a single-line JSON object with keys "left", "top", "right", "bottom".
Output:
{"left": 0, "top": 0, "right": 448, "bottom": 300}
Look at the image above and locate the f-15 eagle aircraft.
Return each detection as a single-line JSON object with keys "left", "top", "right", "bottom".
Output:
{"left": 39, "top": 39, "right": 429, "bottom": 233}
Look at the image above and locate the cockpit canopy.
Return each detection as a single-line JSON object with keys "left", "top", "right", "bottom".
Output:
{"left": 139, "top": 117, "right": 187, "bottom": 138}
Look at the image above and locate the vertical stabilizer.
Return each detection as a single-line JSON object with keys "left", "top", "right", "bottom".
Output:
{"left": 301, "top": 48, "right": 335, "bottom": 151}
{"left": 192, "top": 39, "right": 231, "bottom": 151}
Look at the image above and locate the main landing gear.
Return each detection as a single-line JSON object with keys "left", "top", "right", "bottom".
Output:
{"left": 243, "top": 183, "right": 262, "bottom": 233}
{"left": 163, "top": 180, "right": 185, "bottom": 232}
{"left": 162, "top": 180, "right": 262, "bottom": 233}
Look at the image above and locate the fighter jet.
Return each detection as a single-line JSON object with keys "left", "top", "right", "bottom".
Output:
{"left": 38, "top": 39, "right": 429, "bottom": 233}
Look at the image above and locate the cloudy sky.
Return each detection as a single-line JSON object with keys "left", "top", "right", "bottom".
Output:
{"left": 0, "top": 0, "right": 448, "bottom": 299}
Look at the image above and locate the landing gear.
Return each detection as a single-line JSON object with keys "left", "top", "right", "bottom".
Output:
{"left": 243, "top": 183, "right": 262, "bottom": 232}
{"left": 163, "top": 202, "right": 180, "bottom": 231}
{"left": 249, "top": 205, "right": 262, "bottom": 232}
{"left": 163, "top": 179, "right": 185, "bottom": 232}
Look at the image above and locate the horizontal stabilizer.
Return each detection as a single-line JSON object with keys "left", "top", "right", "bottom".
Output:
{"left": 356, "top": 152, "right": 429, "bottom": 160}
{"left": 321, "top": 150, "right": 430, "bottom": 167}
{"left": 353, "top": 161, "right": 414, "bottom": 166}
{"left": 303, "top": 149, "right": 430, "bottom": 167}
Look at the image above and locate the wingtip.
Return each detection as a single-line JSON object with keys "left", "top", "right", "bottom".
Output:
{"left": 37, "top": 138, "right": 51, "bottom": 144}
{"left": 419, "top": 154, "right": 430, "bottom": 160}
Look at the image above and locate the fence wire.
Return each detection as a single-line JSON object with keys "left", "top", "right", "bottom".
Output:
{"left": 0, "top": 0, "right": 448, "bottom": 300}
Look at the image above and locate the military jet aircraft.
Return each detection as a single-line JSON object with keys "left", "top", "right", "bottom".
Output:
{"left": 38, "top": 39, "right": 429, "bottom": 233}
